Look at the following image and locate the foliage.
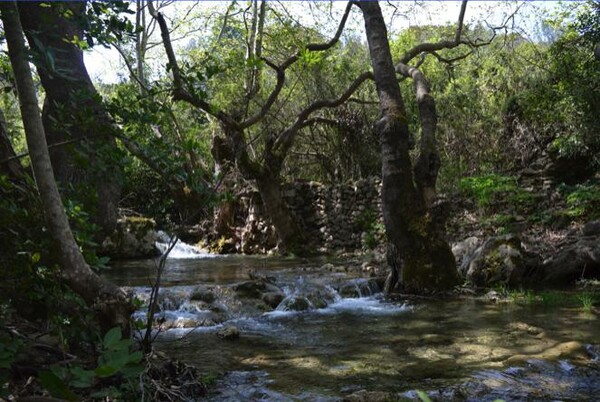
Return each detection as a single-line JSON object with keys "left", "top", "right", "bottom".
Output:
{"left": 65, "top": 198, "right": 110, "bottom": 271}
{"left": 458, "top": 174, "right": 534, "bottom": 210}
{"left": 39, "top": 327, "right": 144, "bottom": 400}
{"left": 559, "top": 182, "right": 600, "bottom": 219}
{"left": 0, "top": 331, "right": 22, "bottom": 398}
{"left": 355, "top": 209, "right": 385, "bottom": 251}
{"left": 577, "top": 292, "right": 596, "bottom": 312}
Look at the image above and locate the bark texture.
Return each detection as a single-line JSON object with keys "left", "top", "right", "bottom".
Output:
{"left": 358, "top": 1, "right": 458, "bottom": 293}
{"left": 18, "top": 1, "right": 122, "bottom": 235}
{"left": 0, "top": 106, "right": 25, "bottom": 180}
{"left": 1, "top": 1, "right": 133, "bottom": 333}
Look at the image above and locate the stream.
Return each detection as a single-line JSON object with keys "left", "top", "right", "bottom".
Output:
{"left": 105, "top": 240, "right": 600, "bottom": 401}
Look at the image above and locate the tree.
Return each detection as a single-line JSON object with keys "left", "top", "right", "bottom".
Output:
{"left": 0, "top": 0, "right": 132, "bottom": 333}
{"left": 17, "top": 1, "right": 126, "bottom": 236}
{"left": 149, "top": 1, "right": 371, "bottom": 253}
{"left": 356, "top": 0, "right": 464, "bottom": 292}
{"left": 0, "top": 105, "right": 25, "bottom": 180}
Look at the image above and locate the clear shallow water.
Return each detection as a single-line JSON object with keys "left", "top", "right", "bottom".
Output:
{"left": 105, "top": 254, "right": 600, "bottom": 401}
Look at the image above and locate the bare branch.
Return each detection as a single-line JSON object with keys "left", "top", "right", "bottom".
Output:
{"left": 112, "top": 43, "right": 150, "bottom": 93}
{"left": 241, "top": 57, "right": 285, "bottom": 129}
{"left": 273, "top": 71, "right": 373, "bottom": 156}
{"left": 147, "top": 0, "right": 239, "bottom": 129}
{"left": 280, "top": 1, "right": 353, "bottom": 70}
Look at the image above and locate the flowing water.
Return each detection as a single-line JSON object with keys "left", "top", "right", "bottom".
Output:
{"left": 105, "top": 239, "right": 600, "bottom": 401}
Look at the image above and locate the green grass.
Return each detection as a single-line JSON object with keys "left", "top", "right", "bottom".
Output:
{"left": 577, "top": 293, "right": 596, "bottom": 312}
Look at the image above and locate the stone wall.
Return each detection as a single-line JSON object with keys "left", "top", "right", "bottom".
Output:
{"left": 236, "top": 177, "right": 383, "bottom": 253}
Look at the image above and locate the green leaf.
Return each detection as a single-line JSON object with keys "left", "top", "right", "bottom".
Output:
{"left": 102, "top": 327, "right": 122, "bottom": 348}
{"left": 38, "top": 371, "right": 79, "bottom": 401}
{"left": 94, "top": 364, "right": 118, "bottom": 378}
{"left": 31, "top": 252, "right": 41, "bottom": 264}
{"left": 119, "top": 363, "right": 144, "bottom": 379}
{"left": 69, "top": 366, "right": 95, "bottom": 388}
{"left": 416, "top": 390, "right": 432, "bottom": 402}
{"left": 127, "top": 350, "right": 143, "bottom": 364}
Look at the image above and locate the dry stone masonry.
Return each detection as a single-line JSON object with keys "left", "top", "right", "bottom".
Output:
{"left": 236, "top": 177, "right": 383, "bottom": 253}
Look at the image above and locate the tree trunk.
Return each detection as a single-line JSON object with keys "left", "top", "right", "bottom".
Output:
{"left": 213, "top": 123, "right": 306, "bottom": 254}
{"left": 17, "top": 1, "right": 122, "bottom": 235}
{"left": 358, "top": 1, "right": 458, "bottom": 293}
{"left": 1, "top": 0, "right": 133, "bottom": 334}
{"left": 396, "top": 63, "right": 441, "bottom": 209}
{"left": 0, "top": 105, "right": 25, "bottom": 180}
{"left": 255, "top": 172, "right": 305, "bottom": 254}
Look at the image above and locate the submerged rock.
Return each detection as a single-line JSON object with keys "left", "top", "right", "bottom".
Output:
{"left": 262, "top": 291, "right": 285, "bottom": 309}
{"left": 276, "top": 281, "right": 339, "bottom": 311}
{"left": 217, "top": 325, "right": 240, "bottom": 340}
{"left": 190, "top": 285, "right": 217, "bottom": 303}
{"left": 337, "top": 278, "right": 382, "bottom": 298}
{"left": 234, "top": 280, "right": 282, "bottom": 299}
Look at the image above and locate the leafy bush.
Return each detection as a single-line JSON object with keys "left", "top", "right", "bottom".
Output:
{"left": 39, "top": 327, "right": 144, "bottom": 400}
{"left": 458, "top": 173, "right": 535, "bottom": 211}
{"left": 561, "top": 182, "right": 600, "bottom": 219}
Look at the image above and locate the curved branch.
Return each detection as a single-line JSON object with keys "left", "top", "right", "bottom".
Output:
{"left": 147, "top": 0, "right": 239, "bottom": 129}
{"left": 273, "top": 71, "right": 373, "bottom": 156}
{"left": 241, "top": 1, "right": 353, "bottom": 129}
{"left": 241, "top": 57, "right": 285, "bottom": 129}
{"left": 113, "top": 43, "right": 150, "bottom": 93}
{"left": 398, "top": 0, "right": 470, "bottom": 64}
{"left": 280, "top": 1, "right": 353, "bottom": 70}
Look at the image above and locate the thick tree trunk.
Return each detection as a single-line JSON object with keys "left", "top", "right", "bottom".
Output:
{"left": 213, "top": 125, "right": 306, "bottom": 254}
{"left": 18, "top": 1, "right": 122, "bottom": 235}
{"left": 0, "top": 106, "right": 25, "bottom": 180}
{"left": 1, "top": 1, "right": 133, "bottom": 334}
{"left": 358, "top": 1, "right": 458, "bottom": 293}
{"left": 255, "top": 172, "right": 305, "bottom": 254}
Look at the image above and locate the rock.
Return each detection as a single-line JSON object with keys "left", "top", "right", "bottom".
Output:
{"left": 505, "top": 341, "right": 584, "bottom": 365}
{"left": 101, "top": 216, "right": 159, "bottom": 259}
{"left": 190, "top": 286, "right": 216, "bottom": 303}
{"left": 452, "top": 236, "right": 482, "bottom": 267}
{"left": 278, "top": 295, "right": 311, "bottom": 311}
{"left": 583, "top": 220, "right": 600, "bottom": 236}
{"left": 538, "top": 237, "right": 600, "bottom": 285}
{"left": 233, "top": 280, "right": 268, "bottom": 298}
{"left": 460, "top": 235, "right": 525, "bottom": 287}
{"left": 216, "top": 326, "right": 240, "bottom": 340}
{"left": 276, "top": 281, "right": 339, "bottom": 311}
{"left": 343, "top": 390, "right": 397, "bottom": 402}
{"left": 320, "top": 263, "right": 335, "bottom": 271}
{"left": 262, "top": 291, "right": 285, "bottom": 309}
{"left": 338, "top": 278, "right": 382, "bottom": 298}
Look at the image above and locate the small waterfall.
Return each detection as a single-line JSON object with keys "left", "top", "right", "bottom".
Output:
{"left": 156, "top": 230, "right": 217, "bottom": 259}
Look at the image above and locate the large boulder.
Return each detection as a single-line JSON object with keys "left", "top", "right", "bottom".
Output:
{"left": 101, "top": 216, "right": 159, "bottom": 259}
{"left": 452, "top": 236, "right": 483, "bottom": 267}
{"left": 538, "top": 237, "right": 600, "bottom": 285}
{"left": 460, "top": 235, "right": 526, "bottom": 287}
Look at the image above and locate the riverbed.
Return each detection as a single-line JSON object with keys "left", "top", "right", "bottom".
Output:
{"left": 106, "top": 251, "right": 600, "bottom": 401}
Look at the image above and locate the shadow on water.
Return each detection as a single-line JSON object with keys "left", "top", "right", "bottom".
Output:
{"left": 105, "top": 255, "right": 600, "bottom": 401}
